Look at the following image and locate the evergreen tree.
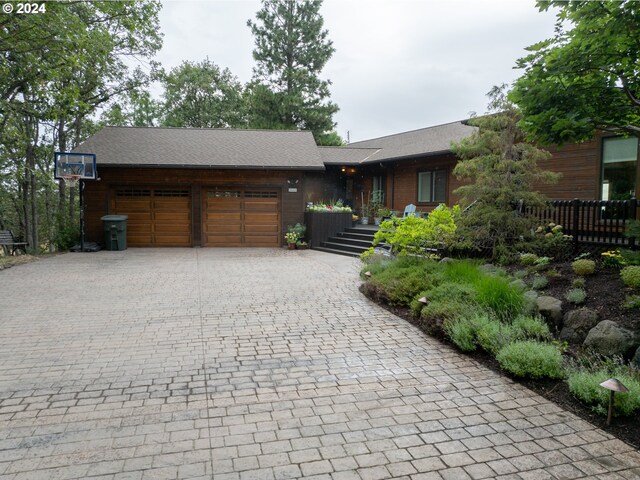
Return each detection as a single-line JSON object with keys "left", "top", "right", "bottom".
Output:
{"left": 451, "top": 86, "right": 560, "bottom": 260}
{"left": 247, "top": 0, "right": 340, "bottom": 144}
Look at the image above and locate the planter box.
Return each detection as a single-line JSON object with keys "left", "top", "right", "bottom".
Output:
{"left": 305, "top": 212, "right": 353, "bottom": 249}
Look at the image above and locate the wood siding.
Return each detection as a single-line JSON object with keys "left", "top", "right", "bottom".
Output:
{"left": 84, "top": 167, "right": 308, "bottom": 247}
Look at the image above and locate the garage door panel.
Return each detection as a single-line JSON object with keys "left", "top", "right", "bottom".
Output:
{"left": 154, "top": 211, "right": 190, "bottom": 222}
{"left": 154, "top": 198, "right": 190, "bottom": 209}
{"left": 203, "top": 189, "right": 280, "bottom": 247}
{"left": 244, "top": 224, "right": 279, "bottom": 233}
{"left": 116, "top": 199, "right": 152, "bottom": 210}
{"left": 245, "top": 212, "right": 278, "bottom": 224}
{"left": 114, "top": 188, "right": 191, "bottom": 247}
{"left": 244, "top": 199, "right": 279, "bottom": 211}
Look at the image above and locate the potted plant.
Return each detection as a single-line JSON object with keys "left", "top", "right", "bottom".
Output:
{"left": 360, "top": 203, "right": 370, "bottom": 224}
{"left": 376, "top": 207, "right": 393, "bottom": 224}
{"left": 285, "top": 231, "right": 299, "bottom": 249}
{"left": 296, "top": 240, "right": 309, "bottom": 250}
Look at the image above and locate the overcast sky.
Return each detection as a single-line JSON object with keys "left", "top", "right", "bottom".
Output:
{"left": 156, "top": 0, "right": 558, "bottom": 143}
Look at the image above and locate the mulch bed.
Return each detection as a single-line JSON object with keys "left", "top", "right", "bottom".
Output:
{"left": 361, "top": 276, "right": 640, "bottom": 450}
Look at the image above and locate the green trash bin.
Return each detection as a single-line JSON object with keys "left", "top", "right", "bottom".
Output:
{"left": 101, "top": 215, "right": 128, "bottom": 251}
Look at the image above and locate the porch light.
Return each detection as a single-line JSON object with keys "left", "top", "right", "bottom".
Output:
{"left": 341, "top": 167, "right": 346, "bottom": 172}
{"left": 599, "top": 378, "right": 629, "bottom": 426}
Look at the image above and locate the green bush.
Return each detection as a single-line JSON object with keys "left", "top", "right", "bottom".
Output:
{"left": 624, "top": 295, "right": 640, "bottom": 309}
{"left": 565, "top": 288, "right": 587, "bottom": 305}
{"left": 496, "top": 341, "right": 564, "bottom": 379}
{"left": 571, "top": 277, "right": 586, "bottom": 289}
{"left": 513, "top": 269, "right": 528, "bottom": 280}
{"left": 568, "top": 368, "right": 640, "bottom": 417}
{"left": 519, "top": 253, "right": 539, "bottom": 266}
{"left": 620, "top": 249, "right": 640, "bottom": 266}
{"left": 571, "top": 259, "right": 596, "bottom": 276}
{"left": 476, "top": 318, "right": 517, "bottom": 355}
{"left": 474, "top": 275, "right": 525, "bottom": 320}
{"left": 373, "top": 205, "right": 460, "bottom": 255}
{"left": 621, "top": 266, "right": 640, "bottom": 289}
{"left": 511, "top": 315, "right": 551, "bottom": 340}
{"left": 414, "top": 282, "right": 477, "bottom": 320}
{"left": 531, "top": 275, "right": 548, "bottom": 290}
{"left": 444, "top": 314, "right": 487, "bottom": 352}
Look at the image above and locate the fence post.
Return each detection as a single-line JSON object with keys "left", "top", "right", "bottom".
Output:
{"left": 630, "top": 197, "right": 637, "bottom": 250}
{"left": 572, "top": 198, "right": 580, "bottom": 252}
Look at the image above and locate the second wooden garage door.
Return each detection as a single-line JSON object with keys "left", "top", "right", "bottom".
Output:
{"left": 113, "top": 188, "right": 192, "bottom": 247}
{"left": 204, "top": 189, "right": 280, "bottom": 246}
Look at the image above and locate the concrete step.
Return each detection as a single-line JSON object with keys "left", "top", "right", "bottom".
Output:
{"left": 327, "top": 236, "right": 373, "bottom": 248}
{"left": 321, "top": 241, "right": 369, "bottom": 254}
{"left": 338, "top": 231, "right": 376, "bottom": 242}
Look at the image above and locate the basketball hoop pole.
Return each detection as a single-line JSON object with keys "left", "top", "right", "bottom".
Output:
{"left": 79, "top": 179, "right": 85, "bottom": 252}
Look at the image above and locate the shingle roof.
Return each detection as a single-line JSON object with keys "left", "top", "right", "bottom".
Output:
{"left": 72, "top": 126, "right": 325, "bottom": 170}
{"left": 348, "top": 121, "right": 477, "bottom": 163}
{"left": 318, "top": 146, "right": 381, "bottom": 165}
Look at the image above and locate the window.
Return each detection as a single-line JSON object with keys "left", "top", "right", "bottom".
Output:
{"left": 418, "top": 170, "right": 447, "bottom": 203}
{"left": 601, "top": 137, "right": 638, "bottom": 201}
{"left": 372, "top": 175, "right": 385, "bottom": 204}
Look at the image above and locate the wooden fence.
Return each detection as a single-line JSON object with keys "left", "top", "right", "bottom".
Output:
{"left": 526, "top": 198, "right": 638, "bottom": 250}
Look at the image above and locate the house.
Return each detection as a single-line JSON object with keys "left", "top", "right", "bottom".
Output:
{"left": 75, "top": 122, "right": 639, "bottom": 248}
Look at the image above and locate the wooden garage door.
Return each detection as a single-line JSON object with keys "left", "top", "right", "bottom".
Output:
{"left": 113, "top": 188, "right": 191, "bottom": 247}
{"left": 204, "top": 189, "right": 280, "bottom": 246}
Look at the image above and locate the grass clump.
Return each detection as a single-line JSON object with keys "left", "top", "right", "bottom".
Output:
{"left": 621, "top": 266, "right": 640, "bottom": 289}
{"left": 624, "top": 295, "right": 640, "bottom": 309}
{"left": 496, "top": 341, "right": 564, "bottom": 379}
{"left": 571, "top": 277, "right": 586, "bottom": 289}
{"left": 531, "top": 275, "right": 548, "bottom": 290}
{"left": 565, "top": 288, "right": 587, "bottom": 305}
{"left": 571, "top": 259, "right": 596, "bottom": 276}
{"left": 474, "top": 275, "right": 524, "bottom": 320}
{"left": 567, "top": 364, "right": 640, "bottom": 416}
{"left": 442, "top": 259, "right": 483, "bottom": 284}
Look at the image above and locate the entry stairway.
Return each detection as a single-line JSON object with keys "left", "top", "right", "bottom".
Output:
{"left": 313, "top": 224, "right": 379, "bottom": 257}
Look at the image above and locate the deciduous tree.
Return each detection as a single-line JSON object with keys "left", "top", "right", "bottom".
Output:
{"left": 510, "top": 0, "right": 640, "bottom": 144}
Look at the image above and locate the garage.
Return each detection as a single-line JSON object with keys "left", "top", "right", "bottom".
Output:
{"left": 112, "top": 187, "right": 192, "bottom": 247}
{"left": 204, "top": 189, "right": 280, "bottom": 246}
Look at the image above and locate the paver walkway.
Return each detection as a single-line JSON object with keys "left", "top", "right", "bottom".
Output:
{"left": 0, "top": 249, "right": 638, "bottom": 480}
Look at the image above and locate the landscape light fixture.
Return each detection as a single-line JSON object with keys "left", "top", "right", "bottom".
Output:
{"left": 599, "top": 378, "right": 629, "bottom": 426}
{"left": 418, "top": 297, "right": 428, "bottom": 305}
{"left": 364, "top": 271, "right": 372, "bottom": 277}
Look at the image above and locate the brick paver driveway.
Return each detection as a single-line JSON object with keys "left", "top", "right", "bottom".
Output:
{"left": 0, "top": 249, "right": 639, "bottom": 480}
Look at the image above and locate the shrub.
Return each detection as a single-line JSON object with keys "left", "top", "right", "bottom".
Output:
{"left": 476, "top": 318, "right": 517, "bottom": 355}
{"left": 565, "top": 288, "right": 587, "bottom": 305}
{"left": 621, "top": 266, "right": 640, "bottom": 289}
{"left": 624, "top": 295, "right": 640, "bottom": 309}
{"left": 571, "top": 259, "right": 596, "bottom": 276}
{"left": 519, "top": 253, "right": 539, "bottom": 266}
{"left": 571, "top": 277, "right": 586, "bottom": 289}
{"left": 568, "top": 367, "right": 640, "bottom": 416}
{"left": 496, "top": 341, "right": 564, "bottom": 379}
{"left": 513, "top": 269, "right": 528, "bottom": 280}
{"left": 601, "top": 250, "right": 624, "bottom": 267}
{"left": 444, "top": 314, "right": 487, "bottom": 352}
{"left": 511, "top": 315, "right": 551, "bottom": 340}
{"left": 531, "top": 275, "right": 548, "bottom": 290}
{"left": 414, "top": 282, "right": 477, "bottom": 321}
{"left": 474, "top": 275, "right": 525, "bottom": 320}
{"left": 620, "top": 249, "right": 640, "bottom": 266}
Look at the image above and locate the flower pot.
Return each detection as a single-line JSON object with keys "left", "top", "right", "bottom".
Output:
{"left": 287, "top": 243, "right": 296, "bottom": 250}
{"left": 361, "top": 217, "right": 369, "bottom": 225}
{"left": 374, "top": 217, "right": 381, "bottom": 226}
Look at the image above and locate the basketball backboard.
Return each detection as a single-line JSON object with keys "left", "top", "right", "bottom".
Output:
{"left": 54, "top": 152, "right": 97, "bottom": 180}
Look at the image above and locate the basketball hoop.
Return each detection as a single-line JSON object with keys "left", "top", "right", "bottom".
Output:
{"left": 61, "top": 174, "right": 81, "bottom": 189}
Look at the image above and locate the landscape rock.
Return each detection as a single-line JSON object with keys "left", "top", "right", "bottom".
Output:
{"left": 559, "top": 308, "right": 599, "bottom": 344}
{"left": 583, "top": 320, "right": 638, "bottom": 358}
{"left": 536, "top": 295, "right": 563, "bottom": 330}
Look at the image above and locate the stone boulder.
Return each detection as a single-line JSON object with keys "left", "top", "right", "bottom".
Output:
{"left": 536, "top": 296, "right": 563, "bottom": 330}
{"left": 559, "top": 308, "right": 599, "bottom": 344}
{"left": 583, "top": 320, "right": 638, "bottom": 358}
